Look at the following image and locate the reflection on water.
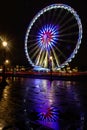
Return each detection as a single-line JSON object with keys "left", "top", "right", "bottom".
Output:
{"left": 25, "top": 79, "right": 86, "bottom": 130}
{"left": 0, "top": 77, "right": 87, "bottom": 130}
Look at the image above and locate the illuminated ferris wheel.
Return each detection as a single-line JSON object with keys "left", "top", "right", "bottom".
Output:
{"left": 25, "top": 4, "right": 82, "bottom": 71}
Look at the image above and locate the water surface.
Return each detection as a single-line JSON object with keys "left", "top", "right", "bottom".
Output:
{"left": 0, "top": 77, "right": 87, "bottom": 130}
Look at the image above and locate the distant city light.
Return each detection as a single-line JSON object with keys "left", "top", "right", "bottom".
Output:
{"left": 5, "top": 59, "right": 10, "bottom": 65}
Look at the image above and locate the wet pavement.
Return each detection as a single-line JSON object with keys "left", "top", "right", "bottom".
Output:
{"left": 0, "top": 77, "right": 87, "bottom": 130}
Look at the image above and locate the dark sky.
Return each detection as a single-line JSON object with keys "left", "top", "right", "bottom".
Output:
{"left": 0, "top": 0, "right": 87, "bottom": 69}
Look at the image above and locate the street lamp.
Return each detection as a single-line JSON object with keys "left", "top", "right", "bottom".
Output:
{"left": 2, "top": 41, "right": 8, "bottom": 47}
{"left": 1, "top": 40, "right": 8, "bottom": 85}
{"left": 49, "top": 56, "right": 53, "bottom": 81}
{"left": 5, "top": 59, "right": 10, "bottom": 65}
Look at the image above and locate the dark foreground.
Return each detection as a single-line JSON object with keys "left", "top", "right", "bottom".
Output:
{"left": 0, "top": 76, "right": 87, "bottom": 130}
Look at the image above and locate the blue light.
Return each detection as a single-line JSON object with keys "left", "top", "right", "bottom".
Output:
{"left": 37, "top": 24, "right": 59, "bottom": 50}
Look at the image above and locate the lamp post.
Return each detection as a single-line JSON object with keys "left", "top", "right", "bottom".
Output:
{"left": 49, "top": 56, "right": 53, "bottom": 81}
{"left": 1, "top": 40, "right": 8, "bottom": 85}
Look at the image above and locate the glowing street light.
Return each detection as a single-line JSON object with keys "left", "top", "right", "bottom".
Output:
{"left": 5, "top": 59, "right": 10, "bottom": 65}
{"left": 49, "top": 56, "right": 53, "bottom": 81}
{"left": 0, "top": 39, "right": 8, "bottom": 85}
{"left": 49, "top": 56, "right": 52, "bottom": 61}
{"left": 49, "top": 56, "right": 53, "bottom": 70}
{"left": 2, "top": 40, "right": 8, "bottom": 64}
{"left": 2, "top": 41, "right": 8, "bottom": 47}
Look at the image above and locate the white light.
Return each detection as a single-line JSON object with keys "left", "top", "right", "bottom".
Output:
{"left": 5, "top": 59, "right": 9, "bottom": 64}
{"left": 2, "top": 41, "right": 7, "bottom": 47}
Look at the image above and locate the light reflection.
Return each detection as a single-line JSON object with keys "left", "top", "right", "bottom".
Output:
{"left": 25, "top": 78, "right": 84, "bottom": 130}
{"left": 0, "top": 77, "right": 85, "bottom": 130}
{"left": 0, "top": 119, "right": 6, "bottom": 130}
{"left": 2, "top": 86, "right": 9, "bottom": 100}
{"left": 39, "top": 120, "right": 60, "bottom": 130}
{"left": 38, "top": 106, "right": 59, "bottom": 121}
{"left": 26, "top": 79, "right": 59, "bottom": 129}
{"left": 0, "top": 123, "right": 3, "bottom": 130}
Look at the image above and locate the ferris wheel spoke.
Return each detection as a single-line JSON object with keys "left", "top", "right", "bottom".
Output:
{"left": 41, "top": 11, "right": 46, "bottom": 25}
{"left": 27, "top": 38, "right": 37, "bottom": 43}
{"left": 27, "top": 44, "right": 37, "bottom": 50}
{"left": 58, "top": 31, "right": 78, "bottom": 37}
{"left": 57, "top": 38, "right": 76, "bottom": 44}
{"left": 28, "top": 43, "right": 39, "bottom": 55}
{"left": 39, "top": 50, "right": 45, "bottom": 66}
{"left": 59, "top": 15, "right": 75, "bottom": 30}
{"left": 37, "top": 17, "right": 44, "bottom": 28}
{"left": 54, "top": 8, "right": 64, "bottom": 25}
{"left": 27, "top": 41, "right": 38, "bottom": 49}
{"left": 45, "top": 10, "right": 51, "bottom": 24}
{"left": 30, "top": 47, "right": 40, "bottom": 61}
{"left": 52, "top": 44, "right": 67, "bottom": 60}
{"left": 28, "top": 42, "right": 39, "bottom": 51}
{"left": 51, "top": 47, "right": 60, "bottom": 67}
{"left": 33, "top": 17, "right": 43, "bottom": 30}
{"left": 43, "top": 51, "right": 49, "bottom": 67}
{"left": 50, "top": 9, "right": 58, "bottom": 24}
{"left": 35, "top": 45, "right": 47, "bottom": 66}
{"left": 28, "top": 34, "right": 37, "bottom": 38}
{"left": 57, "top": 10, "right": 69, "bottom": 25}
{"left": 35, "top": 48, "right": 43, "bottom": 65}
{"left": 59, "top": 23, "right": 78, "bottom": 34}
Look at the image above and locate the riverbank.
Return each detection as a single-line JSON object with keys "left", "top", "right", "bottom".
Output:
{"left": 0, "top": 71, "right": 87, "bottom": 81}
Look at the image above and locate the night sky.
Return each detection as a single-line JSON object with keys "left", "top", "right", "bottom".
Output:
{"left": 0, "top": 0, "right": 87, "bottom": 69}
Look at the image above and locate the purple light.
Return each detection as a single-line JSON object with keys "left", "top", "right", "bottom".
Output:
{"left": 38, "top": 106, "right": 58, "bottom": 121}
{"left": 37, "top": 24, "right": 59, "bottom": 49}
